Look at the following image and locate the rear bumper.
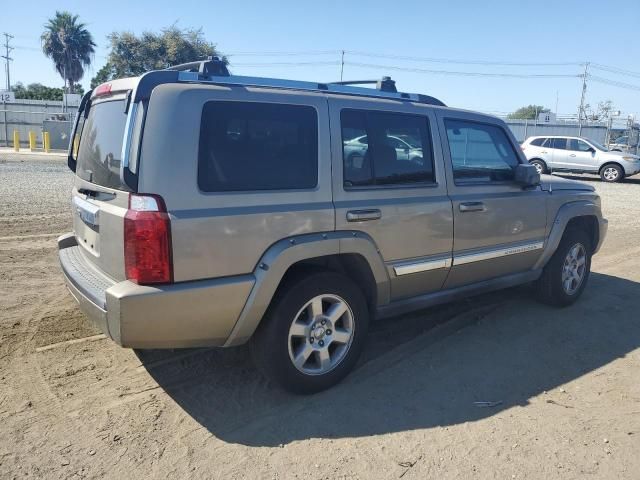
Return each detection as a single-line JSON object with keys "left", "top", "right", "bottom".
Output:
{"left": 58, "top": 233, "right": 254, "bottom": 348}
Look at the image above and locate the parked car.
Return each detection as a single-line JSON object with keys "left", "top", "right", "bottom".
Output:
{"left": 59, "top": 58, "right": 608, "bottom": 393}
{"left": 521, "top": 135, "right": 640, "bottom": 182}
{"left": 344, "top": 134, "right": 423, "bottom": 165}
{"left": 608, "top": 135, "right": 638, "bottom": 152}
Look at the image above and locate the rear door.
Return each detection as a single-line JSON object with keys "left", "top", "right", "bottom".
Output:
{"left": 549, "top": 137, "right": 571, "bottom": 168}
{"left": 437, "top": 112, "right": 547, "bottom": 289}
{"left": 329, "top": 96, "right": 453, "bottom": 301}
{"left": 70, "top": 84, "right": 141, "bottom": 281}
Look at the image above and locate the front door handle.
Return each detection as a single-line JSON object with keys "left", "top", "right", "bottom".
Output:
{"left": 459, "top": 202, "right": 485, "bottom": 212}
{"left": 346, "top": 209, "right": 382, "bottom": 222}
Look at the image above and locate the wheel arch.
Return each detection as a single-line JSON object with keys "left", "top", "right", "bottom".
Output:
{"left": 599, "top": 161, "right": 624, "bottom": 176}
{"left": 534, "top": 201, "right": 604, "bottom": 270}
{"left": 223, "top": 232, "right": 390, "bottom": 346}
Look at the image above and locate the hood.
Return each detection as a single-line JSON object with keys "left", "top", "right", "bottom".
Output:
{"left": 539, "top": 174, "right": 595, "bottom": 192}
{"left": 605, "top": 150, "right": 639, "bottom": 160}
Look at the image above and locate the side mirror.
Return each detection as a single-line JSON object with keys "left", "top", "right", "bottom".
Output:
{"left": 514, "top": 163, "right": 540, "bottom": 187}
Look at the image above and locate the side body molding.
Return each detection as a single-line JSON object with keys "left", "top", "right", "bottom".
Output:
{"left": 223, "top": 231, "right": 390, "bottom": 346}
{"left": 534, "top": 200, "right": 607, "bottom": 270}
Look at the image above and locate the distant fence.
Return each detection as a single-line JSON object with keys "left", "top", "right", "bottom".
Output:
{"left": 1, "top": 98, "right": 78, "bottom": 150}
{"left": 504, "top": 119, "right": 608, "bottom": 144}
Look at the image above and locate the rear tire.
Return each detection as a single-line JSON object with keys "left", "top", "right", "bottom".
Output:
{"left": 250, "top": 271, "right": 369, "bottom": 394}
{"left": 600, "top": 163, "right": 623, "bottom": 183}
{"left": 529, "top": 159, "right": 548, "bottom": 175}
{"left": 535, "top": 228, "right": 592, "bottom": 307}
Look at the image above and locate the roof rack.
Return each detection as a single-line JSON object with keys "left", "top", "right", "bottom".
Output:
{"left": 166, "top": 56, "right": 230, "bottom": 77}
{"left": 329, "top": 77, "right": 397, "bottom": 93}
{"left": 167, "top": 58, "right": 446, "bottom": 107}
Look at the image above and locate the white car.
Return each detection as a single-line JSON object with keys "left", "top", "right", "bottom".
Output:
{"left": 521, "top": 135, "right": 640, "bottom": 183}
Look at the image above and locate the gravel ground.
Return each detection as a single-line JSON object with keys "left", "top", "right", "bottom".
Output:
{"left": 1, "top": 155, "right": 639, "bottom": 479}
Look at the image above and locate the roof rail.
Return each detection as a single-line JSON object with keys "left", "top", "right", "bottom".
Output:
{"left": 166, "top": 56, "right": 230, "bottom": 77}
{"left": 169, "top": 60, "right": 445, "bottom": 107}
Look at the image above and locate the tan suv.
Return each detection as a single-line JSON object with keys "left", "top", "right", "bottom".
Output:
{"left": 59, "top": 58, "right": 608, "bottom": 393}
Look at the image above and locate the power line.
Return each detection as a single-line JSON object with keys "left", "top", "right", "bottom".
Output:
{"left": 228, "top": 50, "right": 339, "bottom": 57}
{"left": 345, "top": 50, "right": 583, "bottom": 67}
{"left": 232, "top": 61, "right": 340, "bottom": 67}
{"left": 590, "top": 75, "right": 640, "bottom": 91}
{"left": 343, "top": 61, "right": 581, "bottom": 78}
{"left": 591, "top": 63, "right": 640, "bottom": 79}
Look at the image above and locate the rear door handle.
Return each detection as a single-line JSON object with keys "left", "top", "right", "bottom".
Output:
{"left": 459, "top": 202, "right": 485, "bottom": 212}
{"left": 346, "top": 209, "right": 382, "bottom": 222}
{"left": 569, "top": 154, "right": 576, "bottom": 157}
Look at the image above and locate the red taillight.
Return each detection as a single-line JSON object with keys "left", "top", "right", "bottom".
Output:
{"left": 124, "top": 194, "right": 173, "bottom": 284}
{"left": 94, "top": 83, "right": 112, "bottom": 96}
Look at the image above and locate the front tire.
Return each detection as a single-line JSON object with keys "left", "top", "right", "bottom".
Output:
{"left": 251, "top": 271, "right": 369, "bottom": 394}
{"left": 535, "top": 228, "right": 592, "bottom": 307}
{"left": 600, "top": 163, "right": 623, "bottom": 183}
{"left": 529, "top": 159, "right": 548, "bottom": 175}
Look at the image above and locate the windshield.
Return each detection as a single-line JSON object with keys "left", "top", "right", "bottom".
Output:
{"left": 76, "top": 99, "right": 130, "bottom": 191}
{"left": 588, "top": 139, "right": 609, "bottom": 151}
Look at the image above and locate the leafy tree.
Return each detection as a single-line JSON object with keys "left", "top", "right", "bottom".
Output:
{"left": 91, "top": 26, "right": 226, "bottom": 87}
{"left": 41, "top": 11, "right": 95, "bottom": 93}
{"left": 507, "top": 105, "right": 551, "bottom": 120}
{"left": 585, "top": 100, "right": 615, "bottom": 122}
{"left": 11, "top": 82, "right": 84, "bottom": 101}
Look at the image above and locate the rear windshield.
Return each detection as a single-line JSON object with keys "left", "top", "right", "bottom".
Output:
{"left": 76, "top": 99, "right": 130, "bottom": 191}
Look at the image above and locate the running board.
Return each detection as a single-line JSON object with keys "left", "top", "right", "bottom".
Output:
{"left": 376, "top": 270, "right": 542, "bottom": 320}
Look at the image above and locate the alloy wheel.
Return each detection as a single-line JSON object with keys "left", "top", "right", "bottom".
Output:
{"left": 287, "top": 294, "right": 355, "bottom": 375}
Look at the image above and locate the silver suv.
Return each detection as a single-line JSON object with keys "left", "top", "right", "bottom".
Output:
{"left": 59, "top": 58, "right": 608, "bottom": 393}
{"left": 522, "top": 135, "right": 640, "bottom": 182}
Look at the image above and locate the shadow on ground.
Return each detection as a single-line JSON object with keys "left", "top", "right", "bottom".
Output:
{"left": 136, "top": 272, "right": 640, "bottom": 446}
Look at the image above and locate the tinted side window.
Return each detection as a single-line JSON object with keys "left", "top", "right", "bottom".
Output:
{"left": 530, "top": 137, "right": 546, "bottom": 147}
{"left": 550, "top": 138, "right": 567, "bottom": 150}
{"left": 198, "top": 102, "right": 318, "bottom": 192}
{"left": 341, "top": 110, "right": 435, "bottom": 187}
{"left": 445, "top": 119, "right": 520, "bottom": 184}
{"left": 568, "top": 139, "right": 592, "bottom": 152}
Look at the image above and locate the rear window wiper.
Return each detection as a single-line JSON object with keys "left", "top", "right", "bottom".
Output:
{"left": 78, "top": 187, "right": 115, "bottom": 199}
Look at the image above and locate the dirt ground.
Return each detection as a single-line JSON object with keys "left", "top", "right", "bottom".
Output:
{"left": 1, "top": 154, "right": 639, "bottom": 479}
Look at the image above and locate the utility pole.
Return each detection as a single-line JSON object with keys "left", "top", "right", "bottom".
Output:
{"left": 578, "top": 62, "right": 589, "bottom": 136}
{"left": 340, "top": 50, "right": 345, "bottom": 82}
{"left": 1, "top": 33, "right": 14, "bottom": 91}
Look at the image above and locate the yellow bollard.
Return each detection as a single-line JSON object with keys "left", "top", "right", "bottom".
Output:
{"left": 43, "top": 131, "right": 51, "bottom": 153}
{"left": 13, "top": 130, "right": 19, "bottom": 152}
{"left": 28, "top": 131, "right": 37, "bottom": 152}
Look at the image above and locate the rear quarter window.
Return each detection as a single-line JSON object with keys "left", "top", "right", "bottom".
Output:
{"left": 198, "top": 101, "right": 318, "bottom": 192}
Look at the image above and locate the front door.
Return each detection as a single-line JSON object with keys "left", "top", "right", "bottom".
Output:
{"left": 565, "top": 138, "right": 599, "bottom": 172}
{"left": 330, "top": 97, "right": 453, "bottom": 301}
{"left": 436, "top": 112, "right": 548, "bottom": 289}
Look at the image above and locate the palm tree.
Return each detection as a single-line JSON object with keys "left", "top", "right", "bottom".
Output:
{"left": 41, "top": 11, "right": 95, "bottom": 94}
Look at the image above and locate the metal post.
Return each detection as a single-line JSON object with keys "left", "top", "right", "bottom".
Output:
{"left": 340, "top": 50, "right": 345, "bottom": 82}
{"left": 2, "top": 101, "right": 7, "bottom": 147}
{"left": 578, "top": 62, "right": 589, "bottom": 136}
{"left": 524, "top": 119, "right": 528, "bottom": 139}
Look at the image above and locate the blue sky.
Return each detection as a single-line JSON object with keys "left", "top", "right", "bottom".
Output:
{"left": 4, "top": 0, "right": 640, "bottom": 118}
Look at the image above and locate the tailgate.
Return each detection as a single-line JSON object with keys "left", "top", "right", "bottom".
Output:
{"left": 71, "top": 93, "right": 133, "bottom": 281}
